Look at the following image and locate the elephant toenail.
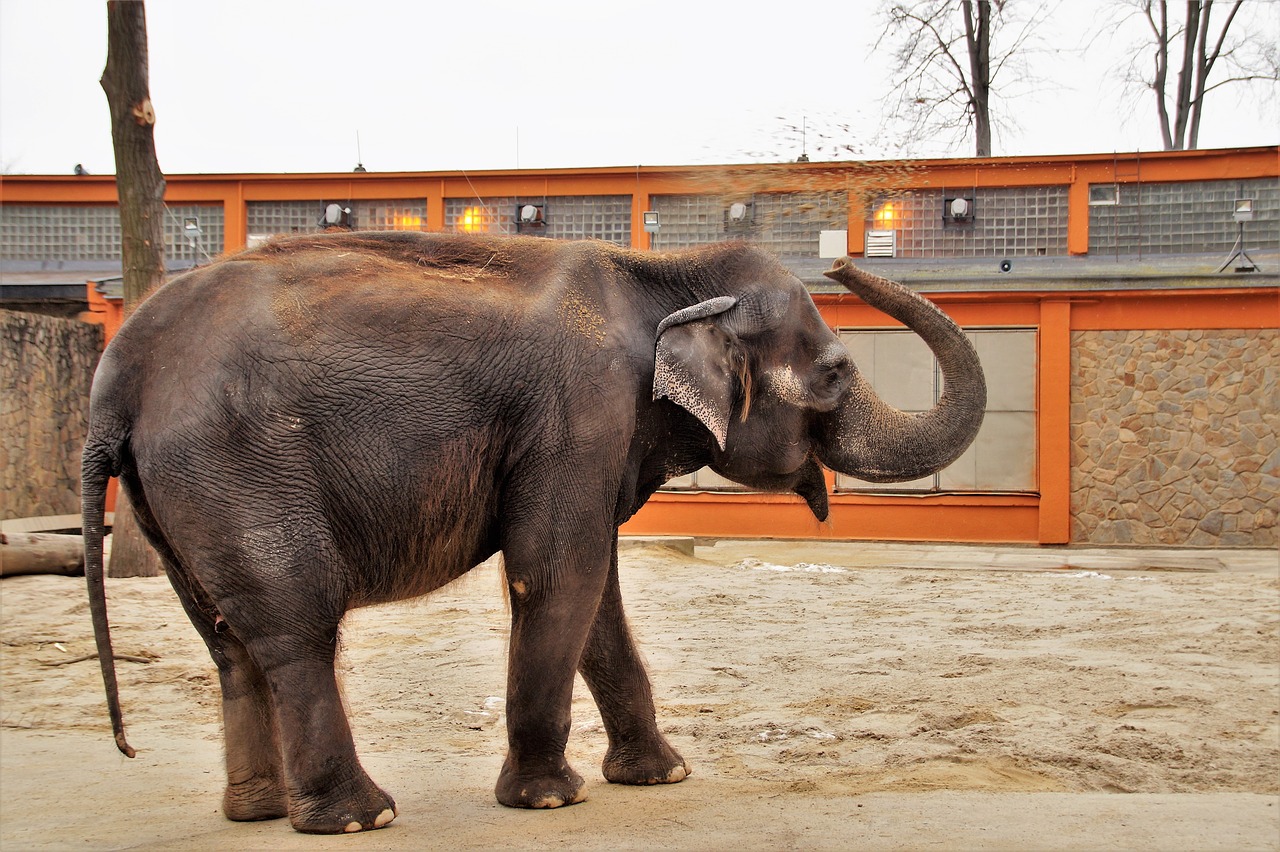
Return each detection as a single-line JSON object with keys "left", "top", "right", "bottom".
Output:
{"left": 344, "top": 820, "right": 362, "bottom": 832}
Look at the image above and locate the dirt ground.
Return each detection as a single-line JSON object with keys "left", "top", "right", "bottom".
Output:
{"left": 1, "top": 539, "right": 1277, "bottom": 851}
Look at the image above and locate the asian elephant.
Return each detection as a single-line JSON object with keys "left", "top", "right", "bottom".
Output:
{"left": 82, "top": 231, "right": 985, "bottom": 833}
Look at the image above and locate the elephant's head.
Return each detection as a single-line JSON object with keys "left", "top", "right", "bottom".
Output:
{"left": 653, "top": 255, "right": 986, "bottom": 521}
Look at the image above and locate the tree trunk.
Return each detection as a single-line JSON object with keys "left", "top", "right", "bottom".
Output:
{"left": 963, "top": 0, "right": 993, "bottom": 157}
{"left": 1169, "top": 0, "right": 1204, "bottom": 149}
{"left": 100, "top": 0, "right": 164, "bottom": 578}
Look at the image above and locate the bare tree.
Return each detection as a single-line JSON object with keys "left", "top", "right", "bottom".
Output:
{"left": 99, "top": 0, "right": 164, "bottom": 578}
{"left": 875, "top": 1, "right": 1054, "bottom": 157}
{"left": 1129, "top": 0, "right": 1279, "bottom": 150}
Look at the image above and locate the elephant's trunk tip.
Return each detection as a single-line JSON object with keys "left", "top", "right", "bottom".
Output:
{"left": 825, "top": 256, "right": 852, "bottom": 277}
{"left": 115, "top": 730, "right": 136, "bottom": 758}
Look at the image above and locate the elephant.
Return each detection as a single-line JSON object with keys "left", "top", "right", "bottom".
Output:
{"left": 81, "top": 231, "right": 985, "bottom": 833}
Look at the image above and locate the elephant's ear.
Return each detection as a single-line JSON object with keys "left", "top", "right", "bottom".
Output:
{"left": 653, "top": 296, "right": 739, "bottom": 450}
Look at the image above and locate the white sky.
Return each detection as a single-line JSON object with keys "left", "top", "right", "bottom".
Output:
{"left": 1, "top": 0, "right": 1276, "bottom": 176}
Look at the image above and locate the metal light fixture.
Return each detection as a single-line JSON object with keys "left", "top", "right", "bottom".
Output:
{"left": 516, "top": 203, "right": 546, "bottom": 232}
{"left": 1218, "top": 198, "right": 1258, "bottom": 273}
{"left": 183, "top": 216, "right": 202, "bottom": 246}
{"left": 643, "top": 211, "right": 660, "bottom": 233}
{"left": 725, "top": 201, "right": 754, "bottom": 233}
{"left": 944, "top": 196, "right": 975, "bottom": 224}
{"left": 320, "top": 203, "right": 355, "bottom": 230}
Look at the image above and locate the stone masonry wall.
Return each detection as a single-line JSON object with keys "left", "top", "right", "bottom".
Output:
{"left": 1, "top": 310, "right": 103, "bottom": 519}
{"left": 1071, "top": 328, "right": 1278, "bottom": 546}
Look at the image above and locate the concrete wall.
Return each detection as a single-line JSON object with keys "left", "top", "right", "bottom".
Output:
{"left": 1, "top": 310, "right": 102, "bottom": 519}
{"left": 1071, "top": 328, "right": 1278, "bottom": 546}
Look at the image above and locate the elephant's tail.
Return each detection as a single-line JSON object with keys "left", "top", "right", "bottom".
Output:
{"left": 82, "top": 431, "right": 136, "bottom": 758}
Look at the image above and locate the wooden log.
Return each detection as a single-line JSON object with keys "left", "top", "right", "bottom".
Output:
{"left": 0, "top": 532, "right": 84, "bottom": 577}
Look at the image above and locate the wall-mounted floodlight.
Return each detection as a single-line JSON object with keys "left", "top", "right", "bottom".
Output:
{"left": 182, "top": 217, "right": 203, "bottom": 257}
{"left": 321, "top": 203, "right": 354, "bottom": 229}
{"left": 643, "top": 211, "right": 660, "bottom": 233}
{"left": 516, "top": 203, "right": 546, "bottom": 233}
{"left": 944, "top": 196, "right": 975, "bottom": 224}
{"left": 725, "top": 201, "right": 754, "bottom": 232}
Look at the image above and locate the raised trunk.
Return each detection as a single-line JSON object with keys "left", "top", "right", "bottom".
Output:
{"left": 815, "top": 259, "right": 986, "bottom": 483}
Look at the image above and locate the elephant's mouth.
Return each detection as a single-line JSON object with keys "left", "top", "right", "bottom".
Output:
{"left": 710, "top": 448, "right": 829, "bottom": 522}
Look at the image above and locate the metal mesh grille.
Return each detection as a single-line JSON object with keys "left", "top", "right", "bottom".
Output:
{"left": 0, "top": 204, "right": 225, "bottom": 263}
{"left": 1088, "top": 177, "right": 1280, "bottom": 255}
{"left": 866, "top": 186, "right": 1068, "bottom": 257}
{"left": 442, "top": 196, "right": 631, "bottom": 245}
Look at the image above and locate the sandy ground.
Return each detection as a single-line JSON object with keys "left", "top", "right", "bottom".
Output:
{"left": 1, "top": 539, "right": 1277, "bottom": 851}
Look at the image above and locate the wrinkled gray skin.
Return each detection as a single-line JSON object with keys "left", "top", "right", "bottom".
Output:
{"left": 82, "top": 232, "right": 985, "bottom": 834}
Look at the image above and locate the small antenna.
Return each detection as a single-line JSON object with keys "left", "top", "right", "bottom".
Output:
{"left": 796, "top": 116, "right": 810, "bottom": 163}
{"left": 354, "top": 131, "right": 366, "bottom": 172}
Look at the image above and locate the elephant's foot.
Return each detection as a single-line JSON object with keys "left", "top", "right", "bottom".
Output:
{"left": 603, "top": 739, "right": 691, "bottom": 786}
{"left": 495, "top": 757, "right": 588, "bottom": 809}
{"left": 287, "top": 773, "right": 397, "bottom": 834}
{"left": 223, "top": 775, "right": 288, "bottom": 822}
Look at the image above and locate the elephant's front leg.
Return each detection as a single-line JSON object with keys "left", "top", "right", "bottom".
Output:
{"left": 496, "top": 536, "right": 611, "bottom": 809}
{"left": 579, "top": 543, "right": 689, "bottom": 786}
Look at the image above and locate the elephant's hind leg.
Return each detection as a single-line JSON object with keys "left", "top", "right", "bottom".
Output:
{"left": 224, "top": 591, "right": 396, "bottom": 835}
{"left": 166, "top": 567, "right": 288, "bottom": 821}
{"left": 578, "top": 546, "right": 689, "bottom": 786}
{"left": 180, "top": 533, "right": 395, "bottom": 831}
{"left": 218, "top": 638, "right": 289, "bottom": 821}
{"left": 254, "top": 644, "right": 397, "bottom": 833}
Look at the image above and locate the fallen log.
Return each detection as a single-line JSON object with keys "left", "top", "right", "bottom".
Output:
{"left": 0, "top": 533, "right": 84, "bottom": 577}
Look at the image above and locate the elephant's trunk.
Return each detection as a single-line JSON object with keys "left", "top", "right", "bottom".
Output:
{"left": 815, "top": 258, "right": 986, "bottom": 483}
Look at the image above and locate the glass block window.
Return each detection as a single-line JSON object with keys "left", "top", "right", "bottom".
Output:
{"left": 245, "top": 199, "right": 427, "bottom": 238}
{"left": 0, "top": 203, "right": 224, "bottom": 263}
{"left": 1088, "top": 177, "right": 1280, "bottom": 255}
{"left": 652, "top": 192, "right": 847, "bottom": 256}
{"left": 661, "top": 467, "right": 749, "bottom": 492}
{"left": 866, "top": 186, "right": 1068, "bottom": 257}
{"left": 835, "top": 327, "right": 1038, "bottom": 493}
{"left": 443, "top": 196, "right": 631, "bottom": 246}
{"left": 649, "top": 195, "right": 726, "bottom": 249}
{"left": 751, "top": 192, "right": 847, "bottom": 256}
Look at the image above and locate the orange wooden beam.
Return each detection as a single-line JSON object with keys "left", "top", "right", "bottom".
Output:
{"left": 1037, "top": 300, "right": 1073, "bottom": 544}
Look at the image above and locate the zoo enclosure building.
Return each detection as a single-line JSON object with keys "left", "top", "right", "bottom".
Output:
{"left": 2, "top": 145, "right": 1276, "bottom": 547}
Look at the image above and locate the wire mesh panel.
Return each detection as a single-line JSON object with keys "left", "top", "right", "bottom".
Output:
{"left": 1088, "top": 177, "right": 1280, "bottom": 255}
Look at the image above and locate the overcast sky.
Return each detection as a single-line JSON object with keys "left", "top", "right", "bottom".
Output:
{"left": 1, "top": 0, "right": 1276, "bottom": 176}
